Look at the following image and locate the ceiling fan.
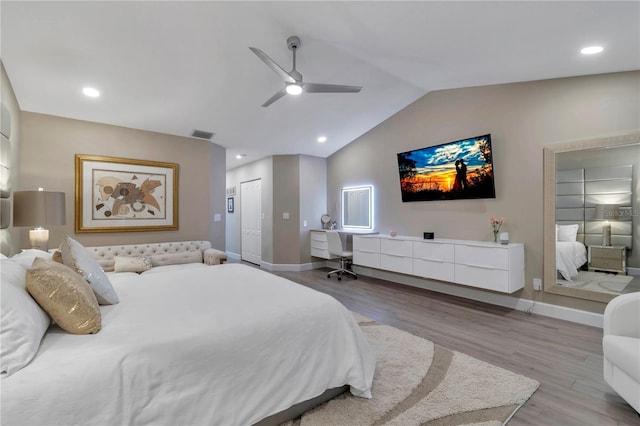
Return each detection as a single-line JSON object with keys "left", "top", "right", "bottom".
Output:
{"left": 249, "top": 36, "right": 362, "bottom": 107}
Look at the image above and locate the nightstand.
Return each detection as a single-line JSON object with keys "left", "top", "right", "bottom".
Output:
{"left": 588, "top": 245, "right": 626, "bottom": 275}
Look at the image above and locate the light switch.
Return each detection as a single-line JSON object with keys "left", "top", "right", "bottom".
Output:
{"left": 213, "top": 214, "right": 221, "bottom": 222}
{"left": 303, "top": 220, "right": 307, "bottom": 227}
{"left": 283, "top": 212, "right": 290, "bottom": 220}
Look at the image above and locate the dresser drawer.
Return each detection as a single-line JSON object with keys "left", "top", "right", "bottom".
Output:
{"left": 381, "top": 238, "right": 413, "bottom": 257}
{"left": 590, "top": 258, "right": 623, "bottom": 270}
{"left": 380, "top": 253, "right": 412, "bottom": 274}
{"left": 455, "top": 244, "right": 509, "bottom": 270}
{"left": 353, "top": 250, "right": 380, "bottom": 268}
{"left": 310, "top": 240, "right": 328, "bottom": 250}
{"left": 353, "top": 236, "right": 380, "bottom": 253}
{"left": 311, "top": 232, "right": 328, "bottom": 243}
{"left": 413, "top": 258, "right": 455, "bottom": 282}
{"left": 590, "top": 247, "right": 623, "bottom": 260}
{"left": 455, "top": 264, "right": 510, "bottom": 293}
{"left": 311, "top": 247, "right": 331, "bottom": 259}
{"left": 413, "top": 241, "right": 454, "bottom": 262}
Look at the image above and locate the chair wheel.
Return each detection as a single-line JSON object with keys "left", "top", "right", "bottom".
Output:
{"left": 327, "top": 274, "right": 331, "bottom": 278}
{"left": 354, "top": 275, "right": 358, "bottom": 279}
{"left": 338, "top": 277, "right": 342, "bottom": 281}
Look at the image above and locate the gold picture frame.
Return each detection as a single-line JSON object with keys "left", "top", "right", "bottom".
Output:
{"left": 75, "top": 154, "right": 178, "bottom": 233}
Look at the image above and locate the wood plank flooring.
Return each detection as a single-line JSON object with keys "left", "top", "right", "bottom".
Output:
{"left": 273, "top": 267, "right": 639, "bottom": 426}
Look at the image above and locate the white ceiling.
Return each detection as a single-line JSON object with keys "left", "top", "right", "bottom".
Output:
{"left": 2, "top": 1, "right": 638, "bottom": 169}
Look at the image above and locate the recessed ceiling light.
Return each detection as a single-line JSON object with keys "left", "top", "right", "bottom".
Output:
{"left": 581, "top": 46, "right": 603, "bottom": 55}
{"left": 317, "top": 136, "right": 327, "bottom": 143}
{"left": 82, "top": 87, "right": 100, "bottom": 97}
{"left": 236, "top": 154, "right": 246, "bottom": 159}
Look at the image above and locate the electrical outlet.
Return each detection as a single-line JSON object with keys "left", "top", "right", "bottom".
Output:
{"left": 533, "top": 278, "right": 542, "bottom": 291}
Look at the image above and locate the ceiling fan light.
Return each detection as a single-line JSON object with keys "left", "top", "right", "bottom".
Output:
{"left": 286, "top": 84, "right": 303, "bottom": 95}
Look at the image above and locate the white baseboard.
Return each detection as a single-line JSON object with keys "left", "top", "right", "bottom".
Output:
{"left": 627, "top": 267, "right": 640, "bottom": 276}
{"left": 226, "top": 251, "right": 241, "bottom": 261}
{"left": 352, "top": 266, "right": 604, "bottom": 328}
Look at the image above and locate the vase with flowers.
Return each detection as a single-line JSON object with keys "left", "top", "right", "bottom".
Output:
{"left": 489, "top": 217, "right": 506, "bottom": 243}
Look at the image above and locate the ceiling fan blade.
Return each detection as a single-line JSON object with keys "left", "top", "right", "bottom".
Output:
{"left": 249, "top": 47, "right": 296, "bottom": 84}
{"left": 304, "top": 82, "right": 362, "bottom": 93}
{"left": 261, "top": 88, "right": 288, "bottom": 107}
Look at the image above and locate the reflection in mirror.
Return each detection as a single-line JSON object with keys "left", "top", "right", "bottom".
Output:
{"left": 544, "top": 132, "right": 640, "bottom": 303}
{"left": 341, "top": 185, "right": 373, "bottom": 230}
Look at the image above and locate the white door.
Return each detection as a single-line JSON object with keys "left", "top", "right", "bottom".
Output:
{"left": 241, "top": 179, "right": 262, "bottom": 265}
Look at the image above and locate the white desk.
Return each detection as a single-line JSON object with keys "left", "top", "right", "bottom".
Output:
{"left": 310, "top": 229, "right": 378, "bottom": 259}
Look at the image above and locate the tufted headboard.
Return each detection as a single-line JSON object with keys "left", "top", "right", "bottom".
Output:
{"left": 86, "top": 240, "right": 215, "bottom": 271}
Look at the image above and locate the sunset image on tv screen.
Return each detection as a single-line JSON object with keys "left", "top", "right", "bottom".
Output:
{"left": 397, "top": 134, "right": 496, "bottom": 202}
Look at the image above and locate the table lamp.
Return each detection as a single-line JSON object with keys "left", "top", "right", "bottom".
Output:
{"left": 13, "top": 189, "right": 66, "bottom": 250}
{"left": 594, "top": 204, "right": 618, "bottom": 246}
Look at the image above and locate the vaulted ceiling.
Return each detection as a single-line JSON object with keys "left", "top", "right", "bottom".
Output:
{"left": 2, "top": 1, "right": 638, "bottom": 169}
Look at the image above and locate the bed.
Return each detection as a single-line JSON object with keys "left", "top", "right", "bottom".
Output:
{"left": 1, "top": 259, "right": 376, "bottom": 425}
{"left": 556, "top": 241, "right": 587, "bottom": 281}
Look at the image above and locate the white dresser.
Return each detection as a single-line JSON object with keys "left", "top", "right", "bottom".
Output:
{"left": 353, "top": 234, "right": 524, "bottom": 294}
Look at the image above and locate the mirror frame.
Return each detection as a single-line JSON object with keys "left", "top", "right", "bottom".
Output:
{"left": 543, "top": 130, "right": 640, "bottom": 303}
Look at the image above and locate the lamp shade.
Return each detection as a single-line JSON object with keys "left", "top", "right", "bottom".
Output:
{"left": 594, "top": 204, "right": 619, "bottom": 221}
{"left": 13, "top": 191, "right": 66, "bottom": 227}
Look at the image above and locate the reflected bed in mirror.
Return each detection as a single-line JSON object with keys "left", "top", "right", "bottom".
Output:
{"left": 544, "top": 131, "right": 640, "bottom": 303}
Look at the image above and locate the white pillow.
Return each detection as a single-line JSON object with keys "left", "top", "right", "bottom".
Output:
{"left": 10, "top": 249, "right": 52, "bottom": 269}
{"left": 557, "top": 224, "right": 579, "bottom": 242}
{"left": 114, "top": 256, "right": 152, "bottom": 273}
{"left": 0, "top": 259, "right": 51, "bottom": 378}
{"left": 59, "top": 236, "right": 119, "bottom": 305}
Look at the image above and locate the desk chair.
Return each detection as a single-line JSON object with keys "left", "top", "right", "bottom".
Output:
{"left": 326, "top": 231, "right": 357, "bottom": 281}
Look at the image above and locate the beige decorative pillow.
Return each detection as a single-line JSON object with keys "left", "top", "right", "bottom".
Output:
{"left": 150, "top": 250, "right": 202, "bottom": 267}
{"left": 114, "top": 255, "right": 152, "bottom": 273}
{"left": 26, "top": 258, "right": 101, "bottom": 335}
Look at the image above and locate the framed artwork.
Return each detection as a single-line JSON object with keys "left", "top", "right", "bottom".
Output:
{"left": 75, "top": 154, "right": 178, "bottom": 233}
{"left": 227, "top": 197, "right": 234, "bottom": 213}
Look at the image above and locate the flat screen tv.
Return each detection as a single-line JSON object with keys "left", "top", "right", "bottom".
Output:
{"left": 397, "top": 134, "right": 496, "bottom": 202}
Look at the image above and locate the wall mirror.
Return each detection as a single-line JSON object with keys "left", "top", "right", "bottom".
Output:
{"left": 341, "top": 185, "right": 373, "bottom": 230}
{"left": 543, "top": 131, "right": 640, "bottom": 302}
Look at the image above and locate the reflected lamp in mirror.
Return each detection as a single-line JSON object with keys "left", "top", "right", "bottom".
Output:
{"left": 13, "top": 189, "right": 66, "bottom": 250}
{"left": 594, "top": 204, "right": 619, "bottom": 246}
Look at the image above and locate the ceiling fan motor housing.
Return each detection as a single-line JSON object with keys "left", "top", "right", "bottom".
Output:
{"left": 287, "top": 36, "right": 301, "bottom": 51}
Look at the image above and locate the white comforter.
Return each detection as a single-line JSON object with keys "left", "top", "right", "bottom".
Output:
{"left": 556, "top": 241, "right": 587, "bottom": 281}
{"left": 1, "top": 263, "right": 375, "bottom": 425}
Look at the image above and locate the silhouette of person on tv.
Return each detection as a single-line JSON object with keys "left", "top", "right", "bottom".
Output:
{"left": 455, "top": 159, "right": 469, "bottom": 190}
{"left": 453, "top": 160, "right": 462, "bottom": 192}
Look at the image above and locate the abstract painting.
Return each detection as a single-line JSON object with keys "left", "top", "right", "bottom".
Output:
{"left": 75, "top": 155, "right": 178, "bottom": 232}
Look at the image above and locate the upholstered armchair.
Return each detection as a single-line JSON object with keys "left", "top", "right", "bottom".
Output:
{"left": 603, "top": 292, "right": 640, "bottom": 413}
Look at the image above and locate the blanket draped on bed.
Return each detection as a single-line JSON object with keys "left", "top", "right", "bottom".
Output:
{"left": 1, "top": 263, "right": 375, "bottom": 425}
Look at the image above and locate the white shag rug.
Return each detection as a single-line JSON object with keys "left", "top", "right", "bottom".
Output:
{"left": 285, "top": 313, "right": 539, "bottom": 426}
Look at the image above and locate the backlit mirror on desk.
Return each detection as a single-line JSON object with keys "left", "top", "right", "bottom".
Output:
{"left": 341, "top": 185, "right": 373, "bottom": 230}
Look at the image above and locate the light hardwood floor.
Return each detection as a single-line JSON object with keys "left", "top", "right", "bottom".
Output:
{"left": 272, "top": 267, "right": 639, "bottom": 426}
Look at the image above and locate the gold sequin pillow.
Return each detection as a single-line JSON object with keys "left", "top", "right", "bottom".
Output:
{"left": 26, "top": 258, "right": 101, "bottom": 335}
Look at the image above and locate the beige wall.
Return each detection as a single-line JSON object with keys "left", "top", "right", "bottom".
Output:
{"left": 327, "top": 71, "right": 640, "bottom": 314}
{"left": 226, "top": 157, "right": 274, "bottom": 262}
{"left": 17, "top": 112, "right": 226, "bottom": 251}
{"left": 273, "top": 155, "right": 301, "bottom": 264}
{"left": 226, "top": 154, "right": 327, "bottom": 266}
{"left": 299, "top": 155, "right": 328, "bottom": 263}
{"left": 1, "top": 62, "right": 22, "bottom": 255}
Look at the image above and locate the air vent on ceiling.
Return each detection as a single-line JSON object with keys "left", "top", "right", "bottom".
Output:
{"left": 191, "top": 129, "right": 215, "bottom": 140}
